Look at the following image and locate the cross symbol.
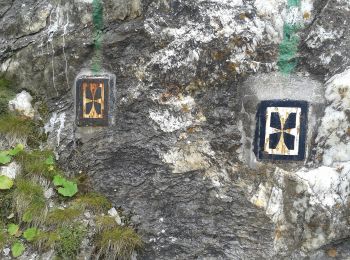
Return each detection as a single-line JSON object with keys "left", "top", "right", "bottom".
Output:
{"left": 268, "top": 111, "right": 298, "bottom": 152}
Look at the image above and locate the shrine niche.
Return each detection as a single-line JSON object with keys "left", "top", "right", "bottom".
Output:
{"left": 255, "top": 100, "right": 308, "bottom": 161}
{"left": 76, "top": 77, "right": 109, "bottom": 126}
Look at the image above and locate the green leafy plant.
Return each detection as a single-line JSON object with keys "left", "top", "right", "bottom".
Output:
{"left": 15, "top": 150, "right": 57, "bottom": 179}
{"left": 11, "top": 241, "right": 25, "bottom": 257}
{"left": 44, "top": 155, "right": 55, "bottom": 166}
{"left": 22, "top": 211, "right": 33, "bottom": 223}
{"left": 53, "top": 175, "right": 78, "bottom": 197}
{"left": 0, "top": 175, "right": 14, "bottom": 190}
{"left": 7, "top": 224, "right": 19, "bottom": 236}
{"left": 0, "top": 152, "right": 11, "bottom": 165}
{"left": 23, "top": 227, "right": 38, "bottom": 242}
{"left": 0, "top": 144, "right": 24, "bottom": 165}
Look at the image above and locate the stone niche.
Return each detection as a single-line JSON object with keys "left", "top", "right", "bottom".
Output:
{"left": 74, "top": 72, "right": 116, "bottom": 128}
{"left": 238, "top": 72, "right": 325, "bottom": 168}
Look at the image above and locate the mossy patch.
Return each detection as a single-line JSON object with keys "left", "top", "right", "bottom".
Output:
{"left": 46, "top": 208, "right": 83, "bottom": 227}
{"left": 0, "top": 114, "right": 34, "bottom": 138}
{"left": 96, "top": 226, "right": 143, "bottom": 259}
{"left": 0, "top": 75, "right": 15, "bottom": 115}
{"left": 55, "top": 224, "right": 86, "bottom": 259}
{"left": 72, "top": 192, "right": 112, "bottom": 213}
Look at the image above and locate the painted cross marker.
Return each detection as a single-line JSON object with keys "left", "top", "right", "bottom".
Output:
{"left": 76, "top": 77, "right": 109, "bottom": 126}
{"left": 255, "top": 100, "right": 308, "bottom": 161}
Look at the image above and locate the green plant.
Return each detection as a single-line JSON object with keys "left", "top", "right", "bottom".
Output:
{"left": 0, "top": 152, "right": 11, "bottom": 165}
{"left": 96, "top": 226, "right": 143, "bottom": 260}
{"left": 33, "top": 230, "right": 59, "bottom": 251}
{"left": 0, "top": 144, "right": 24, "bottom": 165}
{"left": 72, "top": 192, "right": 111, "bottom": 213}
{"left": 0, "top": 175, "right": 14, "bottom": 190}
{"left": 0, "top": 114, "right": 34, "bottom": 138}
{"left": 7, "top": 224, "right": 19, "bottom": 236}
{"left": 15, "top": 150, "right": 57, "bottom": 179}
{"left": 46, "top": 208, "right": 83, "bottom": 227}
{"left": 13, "top": 178, "right": 47, "bottom": 226}
{"left": 53, "top": 175, "right": 78, "bottom": 197}
{"left": 0, "top": 114, "right": 47, "bottom": 148}
{"left": 55, "top": 224, "right": 86, "bottom": 259}
{"left": 23, "top": 227, "right": 39, "bottom": 242}
{"left": 11, "top": 241, "right": 25, "bottom": 257}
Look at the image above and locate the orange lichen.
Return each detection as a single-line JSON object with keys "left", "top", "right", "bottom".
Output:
{"left": 303, "top": 12, "right": 311, "bottom": 20}
{"left": 327, "top": 248, "right": 337, "bottom": 258}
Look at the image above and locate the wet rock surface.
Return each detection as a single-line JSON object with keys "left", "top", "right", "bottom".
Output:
{"left": 1, "top": 0, "right": 350, "bottom": 259}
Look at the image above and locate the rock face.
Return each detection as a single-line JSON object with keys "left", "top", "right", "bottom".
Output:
{"left": 1, "top": 0, "right": 350, "bottom": 259}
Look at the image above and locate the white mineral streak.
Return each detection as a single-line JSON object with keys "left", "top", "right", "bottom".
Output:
{"left": 44, "top": 112, "right": 66, "bottom": 147}
{"left": 149, "top": 95, "right": 202, "bottom": 133}
{"left": 8, "top": 90, "right": 35, "bottom": 118}
{"left": 250, "top": 170, "right": 285, "bottom": 224}
{"left": 317, "top": 68, "right": 350, "bottom": 166}
{"left": 47, "top": 5, "right": 70, "bottom": 96}
{"left": 145, "top": 0, "right": 288, "bottom": 74}
{"left": 149, "top": 109, "right": 193, "bottom": 133}
{"left": 296, "top": 164, "right": 350, "bottom": 207}
{"left": 306, "top": 25, "right": 344, "bottom": 49}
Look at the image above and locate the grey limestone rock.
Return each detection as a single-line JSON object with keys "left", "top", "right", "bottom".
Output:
{"left": 1, "top": 0, "right": 350, "bottom": 259}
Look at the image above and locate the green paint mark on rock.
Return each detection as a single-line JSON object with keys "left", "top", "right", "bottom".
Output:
{"left": 288, "top": 0, "right": 301, "bottom": 7}
{"left": 277, "top": 24, "right": 301, "bottom": 74}
{"left": 92, "top": 0, "right": 104, "bottom": 73}
{"left": 277, "top": 1, "right": 303, "bottom": 74}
